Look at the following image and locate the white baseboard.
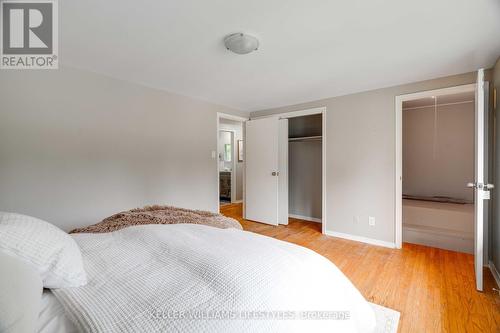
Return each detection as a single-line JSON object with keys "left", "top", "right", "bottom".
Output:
{"left": 289, "top": 214, "right": 321, "bottom": 223}
{"left": 325, "top": 230, "right": 396, "bottom": 249}
{"left": 489, "top": 261, "right": 500, "bottom": 288}
{"left": 232, "top": 200, "right": 243, "bottom": 204}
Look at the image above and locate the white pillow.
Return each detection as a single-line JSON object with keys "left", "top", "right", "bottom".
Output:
{"left": 0, "top": 252, "right": 43, "bottom": 333}
{"left": 0, "top": 212, "right": 87, "bottom": 288}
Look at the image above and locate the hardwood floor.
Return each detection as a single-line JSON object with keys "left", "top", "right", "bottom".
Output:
{"left": 221, "top": 203, "right": 500, "bottom": 333}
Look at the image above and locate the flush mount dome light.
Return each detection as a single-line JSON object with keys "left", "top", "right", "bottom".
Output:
{"left": 224, "top": 33, "right": 259, "bottom": 54}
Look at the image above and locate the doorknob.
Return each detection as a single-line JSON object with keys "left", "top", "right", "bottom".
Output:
{"left": 467, "top": 182, "right": 495, "bottom": 189}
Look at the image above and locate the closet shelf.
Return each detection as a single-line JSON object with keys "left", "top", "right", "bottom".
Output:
{"left": 288, "top": 135, "right": 322, "bottom": 142}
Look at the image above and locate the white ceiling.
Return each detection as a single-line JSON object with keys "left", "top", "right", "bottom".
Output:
{"left": 61, "top": 0, "right": 500, "bottom": 111}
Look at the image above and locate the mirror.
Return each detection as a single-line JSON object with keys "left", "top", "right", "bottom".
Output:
{"left": 224, "top": 144, "right": 232, "bottom": 162}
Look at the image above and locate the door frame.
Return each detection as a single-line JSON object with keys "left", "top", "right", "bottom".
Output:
{"left": 394, "top": 83, "right": 477, "bottom": 249}
{"left": 217, "top": 113, "right": 249, "bottom": 213}
{"left": 250, "top": 107, "right": 327, "bottom": 234}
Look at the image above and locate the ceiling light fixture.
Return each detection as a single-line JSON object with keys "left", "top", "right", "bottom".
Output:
{"left": 224, "top": 33, "right": 259, "bottom": 55}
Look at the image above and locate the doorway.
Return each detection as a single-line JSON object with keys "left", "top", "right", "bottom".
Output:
{"left": 219, "top": 130, "right": 235, "bottom": 205}
{"left": 401, "top": 91, "right": 475, "bottom": 253}
{"left": 395, "top": 70, "right": 491, "bottom": 291}
{"left": 217, "top": 113, "right": 247, "bottom": 212}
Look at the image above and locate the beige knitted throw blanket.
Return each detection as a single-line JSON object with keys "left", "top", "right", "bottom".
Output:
{"left": 70, "top": 205, "right": 242, "bottom": 234}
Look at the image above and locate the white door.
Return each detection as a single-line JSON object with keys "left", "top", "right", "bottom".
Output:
{"left": 278, "top": 119, "right": 289, "bottom": 225}
{"left": 245, "top": 117, "right": 280, "bottom": 225}
{"left": 469, "top": 68, "right": 493, "bottom": 291}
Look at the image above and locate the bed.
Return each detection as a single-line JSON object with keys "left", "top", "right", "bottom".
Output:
{"left": 1, "top": 208, "right": 376, "bottom": 333}
{"left": 40, "top": 223, "right": 375, "bottom": 332}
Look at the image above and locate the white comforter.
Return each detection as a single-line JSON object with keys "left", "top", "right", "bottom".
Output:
{"left": 53, "top": 224, "right": 375, "bottom": 333}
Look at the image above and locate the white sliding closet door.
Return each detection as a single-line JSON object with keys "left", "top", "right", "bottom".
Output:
{"left": 278, "top": 119, "right": 289, "bottom": 225}
{"left": 245, "top": 117, "right": 280, "bottom": 225}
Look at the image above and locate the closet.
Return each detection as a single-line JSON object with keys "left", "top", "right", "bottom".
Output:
{"left": 244, "top": 112, "right": 323, "bottom": 226}
{"left": 287, "top": 114, "right": 322, "bottom": 223}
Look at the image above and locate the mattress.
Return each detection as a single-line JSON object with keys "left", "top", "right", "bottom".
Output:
{"left": 37, "top": 290, "right": 77, "bottom": 333}
{"left": 52, "top": 223, "right": 376, "bottom": 332}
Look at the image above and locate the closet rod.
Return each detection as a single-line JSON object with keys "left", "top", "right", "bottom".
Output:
{"left": 288, "top": 135, "right": 322, "bottom": 142}
{"left": 402, "top": 100, "right": 473, "bottom": 111}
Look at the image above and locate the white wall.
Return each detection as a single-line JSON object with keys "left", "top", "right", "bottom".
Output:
{"left": 403, "top": 102, "right": 474, "bottom": 202}
{"left": 0, "top": 67, "right": 248, "bottom": 231}
{"left": 251, "top": 71, "right": 491, "bottom": 245}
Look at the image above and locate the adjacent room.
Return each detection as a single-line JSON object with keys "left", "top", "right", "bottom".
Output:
{"left": 402, "top": 91, "right": 475, "bottom": 253}
{"left": 0, "top": 1, "right": 499, "bottom": 333}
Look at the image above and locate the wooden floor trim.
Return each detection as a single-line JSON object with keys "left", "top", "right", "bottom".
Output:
{"left": 324, "top": 230, "right": 396, "bottom": 249}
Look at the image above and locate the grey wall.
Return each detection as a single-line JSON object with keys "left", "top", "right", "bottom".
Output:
{"left": 289, "top": 141, "right": 322, "bottom": 219}
{"left": 403, "top": 102, "right": 474, "bottom": 202}
{"left": 252, "top": 71, "right": 491, "bottom": 244}
{"left": 0, "top": 67, "right": 248, "bottom": 231}
{"left": 289, "top": 114, "right": 322, "bottom": 138}
{"left": 492, "top": 58, "right": 500, "bottom": 273}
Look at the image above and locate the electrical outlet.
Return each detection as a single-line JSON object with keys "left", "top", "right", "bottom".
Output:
{"left": 368, "top": 216, "right": 376, "bottom": 226}
{"left": 353, "top": 216, "right": 359, "bottom": 224}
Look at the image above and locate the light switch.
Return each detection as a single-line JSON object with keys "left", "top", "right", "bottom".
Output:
{"left": 211, "top": 150, "right": 216, "bottom": 159}
{"left": 368, "top": 216, "right": 376, "bottom": 226}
